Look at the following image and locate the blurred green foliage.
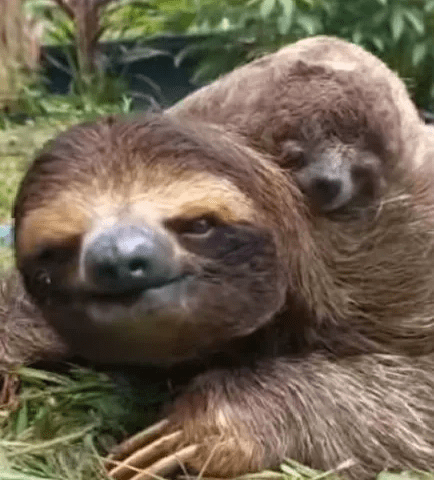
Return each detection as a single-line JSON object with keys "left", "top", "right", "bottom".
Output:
{"left": 161, "top": 0, "right": 434, "bottom": 108}
{"left": 24, "top": 0, "right": 434, "bottom": 109}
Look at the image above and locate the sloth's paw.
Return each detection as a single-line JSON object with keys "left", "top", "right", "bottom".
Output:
{"left": 106, "top": 405, "right": 265, "bottom": 480}
{"left": 106, "top": 419, "right": 195, "bottom": 480}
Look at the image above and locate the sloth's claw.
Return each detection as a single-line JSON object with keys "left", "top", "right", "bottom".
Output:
{"left": 107, "top": 430, "right": 183, "bottom": 479}
{"left": 128, "top": 445, "right": 199, "bottom": 480}
{"left": 108, "top": 419, "right": 171, "bottom": 462}
{"left": 106, "top": 422, "right": 198, "bottom": 480}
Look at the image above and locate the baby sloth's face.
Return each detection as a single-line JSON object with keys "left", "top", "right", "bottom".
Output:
{"left": 13, "top": 117, "right": 291, "bottom": 365}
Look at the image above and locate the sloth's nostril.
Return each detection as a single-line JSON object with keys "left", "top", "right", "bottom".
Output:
{"left": 128, "top": 259, "right": 149, "bottom": 277}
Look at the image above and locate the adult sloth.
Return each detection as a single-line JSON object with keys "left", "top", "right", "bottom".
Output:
{"left": 2, "top": 37, "right": 434, "bottom": 480}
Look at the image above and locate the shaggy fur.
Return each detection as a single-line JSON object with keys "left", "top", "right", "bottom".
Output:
{"left": 0, "top": 270, "right": 67, "bottom": 369}
{"left": 169, "top": 36, "right": 427, "bottom": 167}
{"left": 1, "top": 36, "right": 434, "bottom": 480}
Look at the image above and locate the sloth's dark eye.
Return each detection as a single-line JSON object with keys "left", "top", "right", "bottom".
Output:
{"left": 186, "top": 218, "right": 213, "bottom": 235}
{"left": 29, "top": 268, "right": 52, "bottom": 298}
{"left": 35, "top": 236, "right": 80, "bottom": 264}
{"left": 34, "top": 268, "right": 52, "bottom": 287}
{"left": 167, "top": 215, "right": 218, "bottom": 237}
{"left": 38, "top": 247, "right": 56, "bottom": 262}
{"left": 37, "top": 246, "right": 75, "bottom": 264}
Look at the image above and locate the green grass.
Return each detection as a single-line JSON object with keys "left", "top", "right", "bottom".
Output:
{"left": 1, "top": 115, "right": 434, "bottom": 480}
{"left": 0, "top": 119, "right": 78, "bottom": 223}
{"left": 0, "top": 95, "right": 132, "bottom": 223}
{"left": 0, "top": 118, "right": 78, "bottom": 272}
{"left": 0, "top": 247, "right": 13, "bottom": 272}
{"left": 0, "top": 366, "right": 166, "bottom": 480}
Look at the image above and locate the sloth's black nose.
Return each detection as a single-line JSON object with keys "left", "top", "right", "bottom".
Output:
{"left": 84, "top": 224, "right": 176, "bottom": 292}
{"left": 312, "top": 178, "right": 342, "bottom": 205}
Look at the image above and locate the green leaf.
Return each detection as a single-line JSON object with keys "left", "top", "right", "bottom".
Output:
{"left": 277, "top": 14, "right": 292, "bottom": 34}
{"left": 377, "top": 473, "right": 434, "bottom": 480}
{"left": 296, "top": 13, "right": 320, "bottom": 35}
{"left": 371, "top": 10, "right": 388, "bottom": 26}
{"left": 164, "top": 10, "right": 196, "bottom": 32}
{"left": 298, "top": 0, "right": 315, "bottom": 7}
{"left": 280, "top": 463, "right": 304, "bottom": 478}
{"left": 390, "top": 7, "right": 404, "bottom": 42}
{"left": 352, "top": 30, "right": 363, "bottom": 45}
{"left": 425, "top": 0, "right": 434, "bottom": 13}
{"left": 119, "top": 46, "right": 171, "bottom": 63}
{"left": 17, "top": 367, "right": 74, "bottom": 386}
{"left": 277, "top": 0, "right": 295, "bottom": 34}
{"left": 377, "top": 474, "right": 408, "bottom": 480}
{"left": 283, "top": 458, "right": 322, "bottom": 477}
{"left": 403, "top": 8, "right": 425, "bottom": 35}
{"left": 279, "top": 0, "right": 294, "bottom": 18}
{"left": 0, "top": 474, "right": 57, "bottom": 480}
{"left": 371, "top": 36, "right": 385, "bottom": 52}
{"left": 412, "top": 42, "right": 427, "bottom": 66}
{"left": 191, "top": 59, "right": 225, "bottom": 85}
{"left": 260, "top": 0, "right": 276, "bottom": 18}
{"left": 15, "top": 401, "right": 28, "bottom": 436}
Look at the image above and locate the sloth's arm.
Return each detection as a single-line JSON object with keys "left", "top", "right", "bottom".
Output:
{"left": 106, "top": 353, "right": 434, "bottom": 480}
{"left": 0, "top": 271, "right": 68, "bottom": 368}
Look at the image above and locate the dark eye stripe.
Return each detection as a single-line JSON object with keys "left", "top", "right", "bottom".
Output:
{"left": 166, "top": 214, "right": 221, "bottom": 236}
{"left": 31, "top": 235, "right": 82, "bottom": 264}
{"left": 188, "top": 218, "right": 212, "bottom": 235}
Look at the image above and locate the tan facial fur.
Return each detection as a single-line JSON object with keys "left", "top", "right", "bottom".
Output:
{"left": 17, "top": 171, "right": 256, "bottom": 261}
{"left": 12, "top": 115, "right": 294, "bottom": 365}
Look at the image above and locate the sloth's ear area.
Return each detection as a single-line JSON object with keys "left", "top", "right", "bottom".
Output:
{"left": 280, "top": 140, "right": 383, "bottom": 213}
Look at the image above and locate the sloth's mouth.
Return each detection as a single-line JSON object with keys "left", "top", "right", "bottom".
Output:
{"left": 81, "top": 274, "right": 192, "bottom": 307}
{"left": 80, "top": 274, "right": 194, "bottom": 325}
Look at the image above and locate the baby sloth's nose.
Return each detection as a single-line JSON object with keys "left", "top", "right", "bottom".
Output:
{"left": 84, "top": 224, "right": 177, "bottom": 293}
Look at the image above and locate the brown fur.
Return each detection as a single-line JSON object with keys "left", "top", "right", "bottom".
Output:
{"left": 0, "top": 270, "right": 68, "bottom": 369}
{"left": 2, "top": 36, "right": 434, "bottom": 479}
{"left": 168, "top": 36, "right": 426, "bottom": 168}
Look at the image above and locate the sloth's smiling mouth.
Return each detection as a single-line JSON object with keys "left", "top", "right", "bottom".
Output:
{"left": 81, "top": 274, "right": 194, "bottom": 325}
{"left": 82, "top": 273, "right": 192, "bottom": 306}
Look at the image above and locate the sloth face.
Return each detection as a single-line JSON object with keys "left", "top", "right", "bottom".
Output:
{"left": 281, "top": 139, "right": 383, "bottom": 214}
{"left": 12, "top": 112, "right": 433, "bottom": 362}
{"left": 13, "top": 116, "right": 293, "bottom": 365}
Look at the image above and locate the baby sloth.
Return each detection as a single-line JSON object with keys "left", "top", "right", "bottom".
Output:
{"left": 5, "top": 36, "right": 434, "bottom": 480}
{"left": 169, "top": 36, "right": 429, "bottom": 215}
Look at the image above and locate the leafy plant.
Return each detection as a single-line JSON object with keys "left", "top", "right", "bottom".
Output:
{"left": 102, "top": 0, "right": 166, "bottom": 40}
{"left": 26, "top": 0, "right": 113, "bottom": 77}
{"left": 23, "top": 0, "right": 434, "bottom": 109}
{"left": 18, "top": 1, "right": 119, "bottom": 115}
{"left": 321, "top": 0, "right": 434, "bottom": 109}
{"left": 0, "top": 365, "right": 165, "bottom": 480}
{"left": 166, "top": 0, "right": 434, "bottom": 109}
{"left": 0, "top": 0, "right": 43, "bottom": 111}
